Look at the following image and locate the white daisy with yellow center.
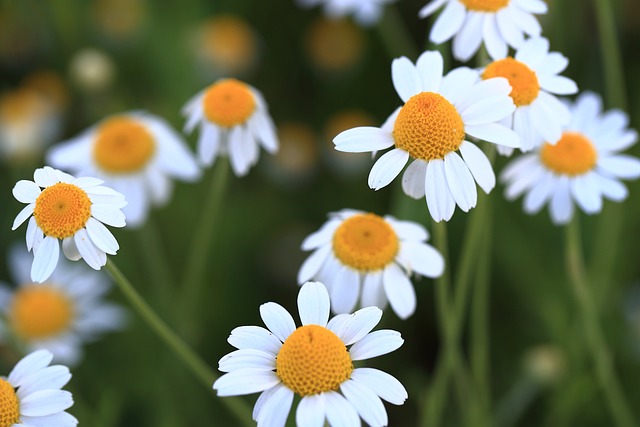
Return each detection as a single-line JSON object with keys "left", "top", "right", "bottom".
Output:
{"left": 298, "top": 209, "right": 444, "bottom": 319}
{"left": 482, "top": 37, "right": 578, "bottom": 154}
{"left": 297, "top": 0, "right": 397, "bottom": 26}
{"left": 12, "top": 166, "right": 126, "bottom": 282}
{"left": 0, "top": 349, "right": 77, "bottom": 427}
{"left": 0, "top": 246, "right": 126, "bottom": 365}
{"left": 501, "top": 91, "right": 640, "bottom": 224}
{"left": 420, "top": 0, "right": 547, "bottom": 61}
{"left": 334, "top": 50, "right": 520, "bottom": 222}
{"left": 182, "top": 78, "right": 278, "bottom": 176}
{"left": 213, "top": 282, "right": 407, "bottom": 427}
{"left": 46, "top": 112, "right": 200, "bottom": 227}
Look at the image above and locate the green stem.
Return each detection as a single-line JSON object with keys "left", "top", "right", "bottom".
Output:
{"left": 564, "top": 219, "right": 636, "bottom": 427}
{"left": 376, "top": 4, "right": 419, "bottom": 59}
{"left": 104, "top": 259, "right": 253, "bottom": 426}
{"left": 495, "top": 377, "right": 539, "bottom": 427}
{"left": 137, "top": 218, "right": 175, "bottom": 310}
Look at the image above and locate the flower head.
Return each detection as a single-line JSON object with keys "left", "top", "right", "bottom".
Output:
{"left": 0, "top": 245, "right": 126, "bottom": 365}
{"left": 420, "top": 0, "right": 548, "bottom": 62}
{"left": 298, "top": 209, "right": 444, "bottom": 319}
{"left": 12, "top": 166, "right": 126, "bottom": 282}
{"left": 0, "top": 349, "right": 77, "bottom": 426}
{"left": 182, "top": 78, "right": 278, "bottom": 176}
{"left": 334, "top": 50, "right": 520, "bottom": 222}
{"left": 213, "top": 282, "right": 407, "bottom": 427}
{"left": 501, "top": 91, "right": 640, "bottom": 224}
{"left": 482, "top": 37, "right": 578, "bottom": 154}
{"left": 46, "top": 111, "right": 200, "bottom": 227}
{"left": 298, "top": 0, "right": 397, "bottom": 26}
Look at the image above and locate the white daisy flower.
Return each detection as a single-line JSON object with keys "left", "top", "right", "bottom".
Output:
{"left": 297, "top": 0, "right": 397, "bottom": 26}
{"left": 11, "top": 166, "right": 127, "bottom": 283}
{"left": 46, "top": 111, "right": 200, "bottom": 227}
{"left": 213, "top": 281, "right": 407, "bottom": 427}
{"left": 182, "top": 78, "right": 278, "bottom": 176}
{"left": 0, "top": 349, "right": 77, "bottom": 426}
{"left": 419, "top": 0, "right": 548, "bottom": 62}
{"left": 0, "top": 245, "right": 126, "bottom": 365}
{"left": 334, "top": 50, "right": 520, "bottom": 222}
{"left": 298, "top": 209, "right": 444, "bottom": 319}
{"left": 501, "top": 91, "right": 640, "bottom": 224}
{"left": 482, "top": 37, "right": 578, "bottom": 154}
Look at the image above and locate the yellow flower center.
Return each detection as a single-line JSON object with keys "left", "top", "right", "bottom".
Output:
{"left": 276, "top": 324, "right": 353, "bottom": 396}
{"left": 0, "top": 379, "right": 20, "bottom": 427}
{"left": 93, "top": 116, "right": 156, "bottom": 173}
{"left": 460, "top": 0, "right": 510, "bottom": 12}
{"left": 333, "top": 213, "right": 399, "bottom": 271}
{"left": 393, "top": 92, "right": 465, "bottom": 161}
{"left": 482, "top": 57, "right": 540, "bottom": 107}
{"left": 33, "top": 183, "right": 92, "bottom": 239}
{"left": 540, "top": 132, "right": 597, "bottom": 176}
{"left": 10, "top": 285, "right": 74, "bottom": 340}
{"left": 202, "top": 78, "right": 256, "bottom": 127}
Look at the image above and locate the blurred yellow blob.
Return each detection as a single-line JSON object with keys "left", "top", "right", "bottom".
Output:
{"left": 10, "top": 285, "right": 74, "bottom": 340}
{"left": 323, "top": 109, "right": 375, "bottom": 175}
{"left": 305, "top": 18, "right": 365, "bottom": 73}
{"left": 91, "top": 0, "right": 147, "bottom": 40}
{"left": 23, "top": 70, "right": 69, "bottom": 111}
{"left": 273, "top": 122, "right": 319, "bottom": 176}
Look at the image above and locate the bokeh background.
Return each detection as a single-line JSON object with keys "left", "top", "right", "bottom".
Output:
{"left": 1, "top": 0, "right": 640, "bottom": 425}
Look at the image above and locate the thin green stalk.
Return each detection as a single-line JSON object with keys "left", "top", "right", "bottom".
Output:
{"left": 137, "top": 217, "right": 175, "bottom": 309}
{"left": 104, "top": 259, "right": 253, "bottom": 427}
{"left": 495, "top": 377, "right": 539, "bottom": 427}
{"left": 564, "top": 219, "right": 636, "bottom": 427}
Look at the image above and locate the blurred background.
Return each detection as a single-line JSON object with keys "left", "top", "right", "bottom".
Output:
{"left": 0, "top": 0, "right": 640, "bottom": 425}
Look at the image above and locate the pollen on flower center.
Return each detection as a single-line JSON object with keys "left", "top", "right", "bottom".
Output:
{"left": 540, "top": 132, "right": 597, "bottom": 176}
{"left": 93, "top": 117, "right": 156, "bottom": 173}
{"left": 202, "top": 78, "right": 256, "bottom": 127}
{"left": 0, "top": 379, "right": 20, "bottom": 427}
{"left": 10, "top": 285, "right": 74, "bottom": 340}
{"left": 460, "top": 0, "right": 510, "bottom": 12}
{"left": 33, "top": 183, "right": 92, "bottom": 239}
{"left": 393, "top": 92, "right": 465, "bottom": 161}
{"left": 483, "top": 57, "right": 540, "bottom": 106}
{"left": 276, "top": 324, "right": 353, "bottom": 396}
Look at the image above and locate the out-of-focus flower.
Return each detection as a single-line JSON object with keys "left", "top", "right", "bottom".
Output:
{"left": 305, "top": 18, "right": 365, "bottom": 73}
{"left": 0, "top": 349, "right": 77, "bottom": 426}
{"left": 182, "top": 78, "right": 278, "bottom": 176}
{"left": 91, "top": 0, "right": 147, "bottom": 41}
{"left": 523, "top": 345, "right": 566, "bottom": 386}
{"left": 298, "top": 0, "right": 397, "bottom": 26}
{"left": 501, "top": 91, "right": 640, "bottom": 224}
{"left": 334, "top": 50, "right": 520, "bottom": 222}
{"left": 213, "top": 281, "right": 407, "bottom": 427}
{"left": 482, "top": 37, "right": 578, "bottom": 154}
{"left": 12, "top": 166, "right": 127, "bottom": 282}
{"left": 68, "top": 48, "right": 116, "bottom": 92}
{"left": 298, "top": 209, "right": 444, "bottom": 319}
{"left": 266, "top": 122, "right": 318, "bottom": 185}
{"left": 47, "top": 112, "right": 200, "bottom": 227}
{"left": 0, "top": 245, "right": 126, "bottom": 365}
{"left": 323, "top": 109, "right": 376, "bottom": 176}
{"left": 420, "top": 0, "right": 547, "bottom": 62}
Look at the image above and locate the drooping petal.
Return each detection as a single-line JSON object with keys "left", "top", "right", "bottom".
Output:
{"left": 401, "top": 159, "right": 427, "bottom": 199}
{"left": 459, "top": 141, "right": 496, "bottom": 193}
{"left": 340, "top": 379, "right": 388, "bottom": 427}
{"left": 350, "top": 368, "right": 408, "bottom": 405}
{"left": 383, "top": 264, "right": 416, "bottom": 319}
{"left": 368, "top": 149, "right": 409, "bottom": 191}
{"left": 31, "top": 236, "right": 60, "bottom": 283}
{"left": 444, "top": 152, "right": 477, "bottom": 212}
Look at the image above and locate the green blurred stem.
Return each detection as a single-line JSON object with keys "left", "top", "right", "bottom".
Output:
{"left": 376, "top": 4, "right": 419, "bottom": 59}
{"left": 495, "top": 377, "right": 539, "bottom": 427}
{"left": 137, "top": 218, "right": 175, "bottom": 309}
{"left": 105, "top": 260, "right": 254, "bottom": 427}
{"left": 564, "top": 219, "right": 636, "bottom": 427}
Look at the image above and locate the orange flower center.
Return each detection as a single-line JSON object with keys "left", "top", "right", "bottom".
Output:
{"left": 33, "top": 183, "right": 92, "bottom": 239}
{"left": 10, "top": 285, "right": 74, "bottom": 340}
{"left": 540, "top": 132, "right": 597, "bottom": 176}
{"left": 460, "top": 0, "right": 510, "bottom": 12}
{"left": 0, "top": 379, "right": 20, "bottom": 427}
{"left": 202, "top": 79, "right": 256, "bottom": 127}
{"left": 93, "top": 116, "right": 156, "bottom": 173}
{"left": 482, "top": 57, "right": 540, "bottom": 107}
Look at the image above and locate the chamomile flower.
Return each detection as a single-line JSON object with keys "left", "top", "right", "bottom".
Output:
{"left": 213, "top": 281, "right": 407, "bottom": 427}
{"left": 482, "top": 37, "right": 578, "bottom": 154}
{"left": 298, "top": 0, "right": 396, "bottom": 26}
{"left": 182, "top": 78, "right": 278, "bottom": 176}
{"left": 11, "top": 166, "right": 126, "bottom": 283}
{"left": 501, "top": 91, "right": 640, "bottom": 224}
{"left": 47, "top": 112, "right": 200, "bottom": 227}
{"left": 0, "top": 245, "right": 126, "bottom": 365}
{"left": 419, "top": 0, "right": 547, "bottom": 61}
{"left": 334, "top": 50, "right": 520, "bottom": 222}
{"left": 0, "top": 349, "right": 77, "bottom": 426}
{"left": 298, "top": 209, "right": 444, "bottom": 319}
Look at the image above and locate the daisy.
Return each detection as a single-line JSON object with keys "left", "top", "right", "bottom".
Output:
{"left": 11, "top": 166, "right": 127, "bottom": 283}
{"left": 334, "top": 50, "right": 520, "bottom": 222}
{"left": 0, "top": 349, "right": 77, "bottom": 426}
{"left": 298, "top": 209, "right": 444, "bottom": 319}
{"left": 0, "top": 245, "right": 126, "bottom": 365}
{"left": 482, "top": 37, "right": 578, "bottom": 154}
{"left": 46, "top": 111, "right": 200, "bottom": 227}
{"left": 297, "top": 0, "right": 397, "bottom": 27}
{"left": 213, "top": 282, "right": 407, "bottom": 427}
{"left": 501, "top": 91, "right": 640, "bottom": 224}
{"left": 419, "top": 0, "right": 547, "bottom": 62}
{"left": 182, "top": 78, "right": 278, "bottom": 176}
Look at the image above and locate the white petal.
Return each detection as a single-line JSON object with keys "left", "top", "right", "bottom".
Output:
{"left": 514, "top": 37, "right": 548, "bottom": 68}
{"left": 117, "top": 178, "right": 147, "bottom": 227}
{"left": 496, "top": 8, "right": 524, "bottom": 50}
{"left": 459, "top": 141, "right": 496, "bottom": 193}
{"left": 297, "top": 394, "right": 325, "bottom": 427}
{"left": 33, "top": 167, "right": 62, "bottom": 188}
{"left": 339, "top": 306, "right": 382, "bottom": 345}
{"left": 401, "top": 159, "right": 427, "bottom": 199}
{"left": 341, "top": 379, "right": 388, "bottom": 427}
{"left": 523, "top": 171, "right": 555, "bottom": 213}
{"left": 250, "top": 110, "right": 279, "bottom": 154}
{"left": 20, "top": 389, "right": 73, "bottom": 416}
{"left": 425, "top": 159, "right": 456, "bottom": 222}
{"left": 351, "top": 368, "right": 408, "bottom": 405}
{"left": 8, "top": 350, "right": 53, "bottom": 387}
{"left": 329, "top": 266, "right": 360, "bottom": 314}
{"left": 25, "top": 217, "right": 41, "bottom": 251}
{"left": 429, "top": 0, "right": 466, "bottom": 43}
{"left": 570, "top": 174, "right": 602, "bottom": 214}
{"left": 72, "top": 177, "right": 104, "bottom": 188}
{"left": 298, "top": 281, "right": 330, "bottom": 326}
{"left": 483, "top": 15, "right": 508, "bottom": 60}
{"left": 300, "top": 220, "right": 340, "bottom": 251}
{"left": 62, "top": 237, "right": 81, "bottom": 261}
{"left": 198, "top": 123, "right": 221, "bottom": 167}
{"left": 397, "top": 242, "right": 445, "bottom": 278}
{"left": 349, "top": 330, "right": 404, "bottom": 360}
{"left": 512, "top": 7, "right": 542, "bottom": 37}
{"left": 595, "top": 174, "right": 627, "bottom": 202}
{"left": 19, "top": 411, "right": 78, "bottom": 426}
{"left": 84, "top": 185, "right": 126, "bottom": 207}
{"left": 12, "top": 203, "right": 35, "bottom": 230}
{"left": 598, "top": 155, "right": 640, "bottom": 179}
{"left": 334, "top": 127, "right": 395, "bottom": 153}
{"left": 418, "top": 0, "right": 448, "bottom": 18}
{"left": 74, "top": 228, "right": 106, "bottom": 270}
{"left": 415, "top": 51, "right": 444, "bottom": 92}
{"left": 385, "top": 217, "right": 428, "bottom": 241}
{"left": 380, "top": 107, "right": 401, "bottom": 134}
{"left": 538, "top": 75, "right": 578, "bottom": 95}
{"left": 15, "top": 365, "right": 70, "bottom": 397}
{"left": 298, "top": 246, "right": 332, "bottom": 284}
{"left": 368, "top": 148, "right": 409, "bottom": 191}
{"left": 530, "top": 99, "right": 563, "bottom": 144}
{"left": 514, "top": 0, "right": 548, "bottom": 13}
{"left": 452, "top": 12, "right": 483, "bottom": 62}
{"left": 439, "top": 67, "right": 480, "bottom": 106}
{"left": 534, "top": 52, "right": 569, "bottom": 76}
{"left": 90, "top": 205, "right": 126, "bottom": 228}
{"left": 218, "top": 349, "right": 276, "bottom": 373}
{"left": 570, "top": 91, "right": 602, "bottom": 130}
{"left": 391, "top": 56, "right": 421, "bottom": 103}
{"left": 213, "top": 369, "right": 280, "bottom": 397}
{"left": 253, "top": 384, "right": 293, "bottom": 427}
{"left": 549, "top": 176, "right": 574, "bottom": 224}
{"left": 444, "top": 152, "right": 477, "bottom": 211}
{"left": 228, "top": 326, "right": 282, "bottom": 355}
{"left": 383, "top": 264, "right": 416, "bottom": 319}
{"left": 361, "top": 272, "right": 386, "bottom": 308}
{"left": 324, "top": 391, "right": 361, "bottom": 427}
{"left": 460, "top": 96, "right": 515, "bottom": 125}
{"left": 31, "top": 236, "right": 60, "bottom": 283}
{"left": 13, "top": 180, "right": 41, "bottom": 203}
{"left": 228, "top": 125, "right": 255, "bottom": 177}
{"left": 85, "top": 217, "right": 119, "bottom": 255}
{"left": 259, "top": 302, "right": 296, "bottom": 342}
{"left": 454, "top": 77, "right": 511, "bottom": 112}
